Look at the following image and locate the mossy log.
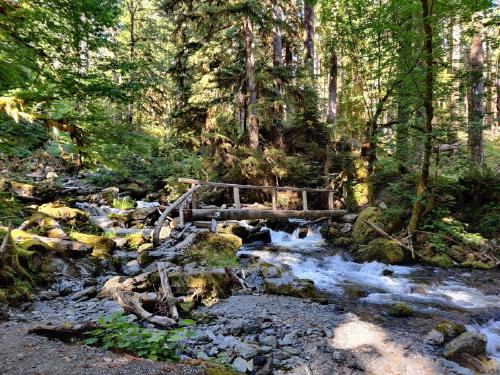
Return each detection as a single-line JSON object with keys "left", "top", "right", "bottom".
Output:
{"left": 18, "top": 213, "right": 67, "bottom": 239}
{"left": 11, "top": 229, "right": 92, "bottom": 256}
{"left": 68, "top": 232, "right": 115, "bottom": 258}
{"left": 38, "top": 202, "right": 88, "bottom": 222}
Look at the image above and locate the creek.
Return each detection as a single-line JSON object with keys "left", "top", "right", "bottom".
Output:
{"left": 237, "top": 224, "right": 500, "bottom": 361}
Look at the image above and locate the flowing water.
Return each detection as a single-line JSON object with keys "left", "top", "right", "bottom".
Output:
{"left": 237, "top": 225, "right": 500, "bottom": 361}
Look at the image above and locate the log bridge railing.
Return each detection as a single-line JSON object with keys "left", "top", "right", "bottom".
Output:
{"left": 152, "top": 178, "right": 346, "bottom": 246}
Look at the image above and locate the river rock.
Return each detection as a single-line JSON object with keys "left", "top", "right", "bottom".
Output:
{"left": 123, "top": 260, "right": 141, "bottom": 276}
{"left": 259, "top": 335, "right": 278, "bottom": 348}
{"left": 425, "top": 329, "right": 445, "bottom": 345}
{"left": 443, "top": 332, "right": 487, "bottom": 360}
{"left": 233, "top": 357, "right": 249, "bottom": 373}
{"left": 235, "top": 341, "right": 259, "bottom": 359}
{"left": 98, "top": 276, "right": 126, "bottom": 297}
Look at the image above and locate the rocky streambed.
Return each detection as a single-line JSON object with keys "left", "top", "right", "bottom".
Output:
{"left": 1, "top": 196, "right": 499, "bottom": 374}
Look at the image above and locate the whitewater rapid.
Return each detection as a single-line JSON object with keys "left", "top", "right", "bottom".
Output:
{"left": 237, "top": 225, "right": 500, "bottom": 360}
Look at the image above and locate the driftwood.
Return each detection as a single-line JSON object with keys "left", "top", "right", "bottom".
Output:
{"left": 29, "top": 322, "right": 98, "bottom": 343}
{"left": 153, "top": 185, "right": 202, "bottom": 246}
{"left": 114, "top": 291, "right": 176, "bottom": 328}
{"left": 224, "top": 267, "right": 250, "bottom": 289}
{"left": 157, "top": 262, "right": 179, "bottom": 320}
{"left": 362, "top": 220, "right": 416, "bottom": 259}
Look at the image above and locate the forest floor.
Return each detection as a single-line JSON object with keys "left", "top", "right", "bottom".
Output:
{"left": 0, "top": 321, "right": 208, "bottom": 375}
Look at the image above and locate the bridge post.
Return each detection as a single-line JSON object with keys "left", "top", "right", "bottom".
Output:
{"left": 302, "top": 191, "right": 308, "bottom": 211}
{"left": 191, "top": 183, "right": 198, "bottom": 209}
{"left": 233, "top": 187, "right": 241, "bottom": 209}
{"left": 328, "top": 192, "right": 334, "bottom": 210}
{"left": 272, "top": 189, "right": 277, "bottom": 210}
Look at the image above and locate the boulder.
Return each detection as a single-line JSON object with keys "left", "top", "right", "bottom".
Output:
{"left": 120, "top": 182, "right": 147, "bottom": 199}
{"left": 425, "top": 329, "right": 445, "bottom": 345}
{"left": 263, "top": 270, "right": 317, "bottom": 299}
{"left": 186, "top": 232, "right": 241, "bottom": 267}
{"left": 68, "top": 232, "right": 115, "bottom": 258}
{"left": 246, "top": 229, "right": 271, "bottom": 244}
{"left": 356, "top": 238, "right": 405, "bottom": 264}
{"left": 351, "top": 207, "right": 401, "bottom": 244}
{"left": 123, "top": 260, "right": 141, "bottom": 276}
{"left": 127, "top": 207, "right": 158, "bottom": 223}
{"left": 97, "top": 276, "right": 127, "bottom": 298}
{"left": 443, "top": 332, "right": 487, "bottom": 359}
{"left": 218, "top": 223, "right": 251, "bottom": 242}
{"left": 435, "top": 320, "right": 466, "bottom": 341}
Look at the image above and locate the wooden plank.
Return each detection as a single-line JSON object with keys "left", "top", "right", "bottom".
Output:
{"left": 272, "top": 189, "right": 277, "bottom": 210}
{"left": 190, "top": 209, "right": 347, "bottom": 221}
{"left": 328, "top": 192, "right": 334, "bottom": 210}
{"left": 302, "top": 191, "right": 308, "bottom": 211}
{"left": 233, "top": 186, "right": 241, "bottom": 209}
{"left": 178, "top": 177, "right": 341, "bottom": 195}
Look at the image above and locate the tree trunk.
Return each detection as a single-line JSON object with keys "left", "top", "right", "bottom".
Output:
{"left": 127, "top": 0, "right": 138, "bottom": 128}
{"left": 409, "top": 0, "right": 434, "bottom": 233}
{"left": 395, "top": 95, "right": 409, "bottom": 170}
{"left": 244, "top": 16, "right": 259, "bottom": 149}
{"left": 467, "top": 22, "right": 484, "bottom": 167}
{"left": 303, "top": 1, "right": 314, "bottom": 73}
{"left": 326, "top": 53, "right": 338, "bottom": 124}
{"left": 448, "top": 18, "right": 459, "bottom": 143}
{"left": 272, "top": 4, "right": 285, "bottom": 150}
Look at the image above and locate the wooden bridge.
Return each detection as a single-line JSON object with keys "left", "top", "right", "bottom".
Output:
{"left": 152, "top": 178, "right": 346, "bottom": 246}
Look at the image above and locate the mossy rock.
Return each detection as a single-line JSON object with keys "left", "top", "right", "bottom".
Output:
{"left": 38, "top": 202, "right": 87, "bottom": 222}
{"left": 332, "top": 237, "right": 354, "bottom": 247}
{"left": 217, "top": 223, "right": 251, "bottom": 241}
{"left": 186, "top": 232, "right": 241, "bottom": 267}
{"left": 388, "top": 302, "right": 413, "bottom": 317}
{"left": 429, "top": 254, "right": 454, "bottom": 268}
{"left": 137, "top": 252, "right": 153, "bottom": 266}
{"left": 435, "top": 320, "right": 466, "bottom": 340}
{"left": 0, "top": 281, "right": 32, "bottom": 305}
{"left": 127, "top": 233, "right": 146, "bottom": 250}
{"left": 169, "top": 270, "right": 233, "bottom": 299}
{"left": 107, "top": 213, "right": 129, "bottom": 222}
{"left": 351, "top": 207, "right": 401, "bottom": 244}
{"left": 69, "top": 232, "right": 115, "bottom": 258}
{"left": 356, "top": 238, "right": 405, "bottom": 265}
{"left": 264, "top": 278, "right": 317, "bottom": 299}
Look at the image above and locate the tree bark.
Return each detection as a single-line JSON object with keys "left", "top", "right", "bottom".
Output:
{"left": 467, "top": 22, "right": 484, "bottom": 167}
{"left": 448, "top": 18, "right": 459, "bottom": 143}
{"left": 303, "top": 1, "right": 315, "bottom": 73}
{"left": 409, "top": 0, "right": 434, "bottom": 233}
{"left": 272, "top": 4, "right": 285, "bottom": 150}
{"left": 244, "top": 16, "right": 259, "bottom": 149}
{"left": 326, "top": 53, "right": 338, "bottom": 124}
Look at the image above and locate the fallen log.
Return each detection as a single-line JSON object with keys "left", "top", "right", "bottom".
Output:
{"left": 224, "top": 267, "right": 250, "bottom": 289}
{"left": 362, "top": 220, "right": 416, "bottom": 259}
{"left": 150, "top": 232, "right": 199, "bottom": 258}
{"left": 157, "top": 262, "right": 179, "bottom": 320}
{"left": 29, "top": 322, "right": 98, "bottom": 343}
{"left": 11, "top": 229, "right": 92, "bottom": 256}
{"left": 114, "top": 291, "right": 176, "bottom": 328}
{"left": 189, "top": 209, "right": 347, "bottom": 221}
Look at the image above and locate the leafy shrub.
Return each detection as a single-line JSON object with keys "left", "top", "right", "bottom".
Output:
{"left": 85, "top": 313, "right": 195, "bottom": 361}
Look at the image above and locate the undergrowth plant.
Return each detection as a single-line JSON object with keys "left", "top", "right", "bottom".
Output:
{"left": 85, "top": 313, "right": 195, "bottom": 361}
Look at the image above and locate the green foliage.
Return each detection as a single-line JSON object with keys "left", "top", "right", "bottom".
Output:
{"left": 112, "top": 196, "right": 136, "bottom": 210}
{"left": 422, "top": 216, "right": 486, "bottom": 250}
{"left": 85, "top": 313, "right": 195, "bottom": 361}
{"left": 0, "top": 117, "right": 48, "bottom": 158}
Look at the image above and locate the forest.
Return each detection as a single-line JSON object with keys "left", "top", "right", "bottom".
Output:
{"left": 0, "top": 0, "right": 499, "bottom": 374}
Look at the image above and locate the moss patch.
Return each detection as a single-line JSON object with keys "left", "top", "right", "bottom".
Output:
{"left": 435, "top": 320, "right": 466, "bottom": 340}
{"left": 264, "top": 278, "right": 317, "bottom": 299}
{"left": 429, "top": 254, "right": 454, "bottom": 268}
{"left": 186, "top": 232, "right": 241, "bottom": 268}
{"left": 356, "top": 238, "right": 405, "bottom": 265}
{"left": 351, "top": 207, "right": 401, "bottom": 244}
{"left": 388, "top": 303, "right": 413, "bottom": 317}
{"left": 69, "top": 232, "right": 115, "bottom": 258}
